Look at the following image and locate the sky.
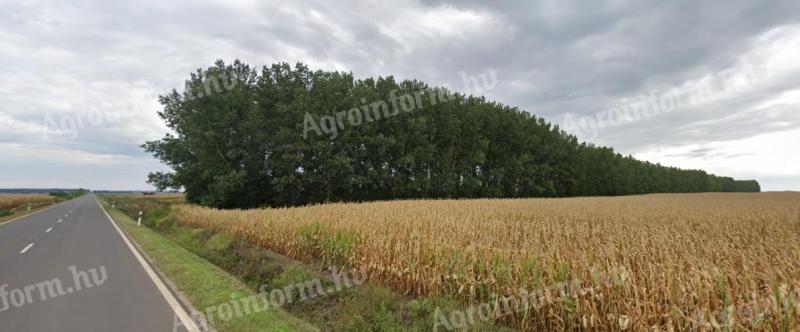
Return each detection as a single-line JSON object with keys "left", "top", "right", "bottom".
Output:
{"left": 0, "top": 0, "right": 798, "bottom": 191}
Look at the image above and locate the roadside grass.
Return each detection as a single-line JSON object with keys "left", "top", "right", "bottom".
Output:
{"left": 101, "top": 200, "right": 317, "bottom": 332}
{"left": 152, "top": 221, "right": 511, "bottom": 331}
{"left": 106, "top": 195, "right": 512, "bottom": 331}
{"left": 0, "top": 201, "right": 60, "bottom": 224}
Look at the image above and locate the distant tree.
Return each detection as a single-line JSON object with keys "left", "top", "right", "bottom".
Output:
{"left": 49, "top": 189, "right": 88, "bottom": 199}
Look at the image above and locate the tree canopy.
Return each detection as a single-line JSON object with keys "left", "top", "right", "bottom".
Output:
{"left": 143, "top": 60, "right": 760, "bottom": 209}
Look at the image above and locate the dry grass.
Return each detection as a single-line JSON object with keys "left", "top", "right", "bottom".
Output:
{"left": 0, "top": 194, "right": 58, "bottom": 211}
{"left": 172, "top": 193, "right": 800, "bottom": 330}
{"left": 108, "top": 193, "right": 185, "bottom": 203}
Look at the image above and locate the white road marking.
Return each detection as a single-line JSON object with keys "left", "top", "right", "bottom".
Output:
{"left": 0, "top": 200, "right": 71, "bottom": 228}
{"left": 94, "top": 197, "right": 200, "bottom": 332}
{"left": 46, "top": 227, "right": 53, "bottom": 233}
{"left": 58, "top": 219, "right": 62, "bottom": 223}
{"left": 20, "top": 243, "right": 34, "bottom": 254}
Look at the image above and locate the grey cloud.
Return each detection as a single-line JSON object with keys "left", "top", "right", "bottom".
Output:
{"left": 0, "top": 0, "right": 798, "bottom": 189}
{"left": 664, "top": 147, "right": 756, "bottom": 160}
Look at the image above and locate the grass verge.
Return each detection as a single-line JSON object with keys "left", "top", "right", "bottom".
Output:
{"left": 104, "top": 195, "right": 512, "bottom": 331}
{"left": 0, "top": 201, "right": 61, "bottom": 224}
{"left": 101, "top": 200, "right": 317, "bottom": 332}
{"left": 155, "top": 223, "right": 512, "bottom": 331}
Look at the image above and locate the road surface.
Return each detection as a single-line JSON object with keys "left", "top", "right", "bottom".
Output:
{"left": 0, "top": 195, "right": 190, "bottom": 331}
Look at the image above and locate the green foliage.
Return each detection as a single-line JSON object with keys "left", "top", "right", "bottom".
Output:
{"left": 102, "top": 202, "right": 315, "bottom": 332}
{"left": 49, "top": 188, "right": 89, "bottom": 199}
{"left": 139, "top": 216, "right": 507, "bottom": 331}
{"left": 144, "top": 60, "right": 761, "bottom": 208}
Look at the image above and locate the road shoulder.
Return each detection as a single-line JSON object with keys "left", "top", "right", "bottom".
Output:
{"left": 97, "top": 198, "right": 316, "bottom": 332}
{"left": 0, "top": 199, "right": 68, "bottom": 225}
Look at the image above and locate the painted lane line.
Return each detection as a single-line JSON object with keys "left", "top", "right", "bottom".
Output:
{"left": 0, "top": 198, "right": 74, "bottom": 228}
{"left": 20, "top": 243, "right": 34, "bottom": 254}
{"left": 58, "top": 219, "right": 62, "bottom": 223}
{"left": 46, "top": 227, "right": 53, "bottom": 233}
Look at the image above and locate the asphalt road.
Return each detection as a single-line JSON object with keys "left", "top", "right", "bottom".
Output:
{"left": 0, "top": 195, "right": 189, "bottom": 331}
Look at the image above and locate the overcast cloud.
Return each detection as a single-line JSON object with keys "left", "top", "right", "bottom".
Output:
{"left": 1, "top": 0, "right": 798, "bottom": 190}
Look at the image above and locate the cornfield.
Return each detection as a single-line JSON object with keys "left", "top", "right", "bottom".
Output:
{"left": 0, "top": 194, "right": 58, "bottom": 212}
{"left": 172, "top": 193, "right": 800, "bottom": 330}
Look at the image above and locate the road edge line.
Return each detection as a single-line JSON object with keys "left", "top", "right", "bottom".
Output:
{"left": 94, "top": 196, "right": 201, "bottom": 332}
{"left": 0, "top": 198, "right": 74, "bottom": 228}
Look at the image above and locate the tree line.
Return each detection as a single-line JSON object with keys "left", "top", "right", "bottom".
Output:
{"left": 143, "top": 61, "right": 760, "bottom": 209}
{"left": 49, "top": 189, "right": 89, "bottom": 199}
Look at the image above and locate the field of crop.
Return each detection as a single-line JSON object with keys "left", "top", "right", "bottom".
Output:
{"left": 105, "top": 194, "right": 185, "bottom": 227}
{"left": 170, "top": 193, "right": 800, "bottom": 330}
{"left": 107, "top": 194, "right": 185, "bottom": 212}
{"left": 0, "top": 194, "right": 59, "bottom": 219}
{"left": 0, "top": 194, "right": 58, "bottom": 210}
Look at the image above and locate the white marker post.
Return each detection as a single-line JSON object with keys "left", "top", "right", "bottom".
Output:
{"left": 27, "top": 204, "right": 31, "bottom": 211}
{"left": 112, "top": 202, "right": 116, "bottom": 209}
{"left": 137, "top": 211, "right": 143, "bottom": 226}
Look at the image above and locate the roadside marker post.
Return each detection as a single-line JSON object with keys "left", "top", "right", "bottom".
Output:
{"left": 27, "top": 204, "right": 31, "bottom": 211}
{"left": 95, "top": 198, "right": 201, "bottom": 332}
{"left": 137, "top": 211, "right": 142, "bottom": 226}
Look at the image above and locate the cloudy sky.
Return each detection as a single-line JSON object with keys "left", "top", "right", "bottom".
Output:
{"left": 1, "top": 0, "right": 798, "bottom": 191}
